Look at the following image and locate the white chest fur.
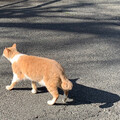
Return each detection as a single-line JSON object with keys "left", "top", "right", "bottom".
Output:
{"left": 39, "top": 80, "right": 46, "bottom": 86}
{"left": 10, "top": 54, "right": 24, "bottom": 64}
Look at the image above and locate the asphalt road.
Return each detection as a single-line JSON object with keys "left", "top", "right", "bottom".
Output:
{"left": 0, "top": 0, "right": 120, "bottom": 120}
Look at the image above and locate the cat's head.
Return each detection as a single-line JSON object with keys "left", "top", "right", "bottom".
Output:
{"left": 3, "top": 43, "right": 18, "bottom": 60}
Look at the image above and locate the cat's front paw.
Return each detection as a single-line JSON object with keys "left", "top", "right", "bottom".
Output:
{"left": 6, "top": 85, "right": 12, "bottom": 91}
{"left": 31, "top": 89, "right": 37, "bottom": 94}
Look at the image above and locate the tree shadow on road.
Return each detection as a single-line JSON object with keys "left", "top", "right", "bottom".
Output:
{"left": 0, "top": 0, "right": 120, "bottom": 39}
{"left": 65, "top": 78, "right": 120, "bottom": 108}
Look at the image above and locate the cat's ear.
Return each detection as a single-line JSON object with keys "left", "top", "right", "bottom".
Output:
{"left": 12, "top": 43, "right": 16, "bottom": 49}
{"left": 5, "top": 48, "right": 11, "bottom": 53}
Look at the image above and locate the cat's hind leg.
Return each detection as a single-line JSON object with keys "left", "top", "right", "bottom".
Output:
{"left": 58, "top": 85, "right": 68, "bottom": 103}
{"left": 62, "top": 90, "right": 68, "bottom": 103}
{"left": 46, "top": 86, "right": 59, "bottom": 105}
{"left": 31, "top": 81, "right": 37, "bottom": 94}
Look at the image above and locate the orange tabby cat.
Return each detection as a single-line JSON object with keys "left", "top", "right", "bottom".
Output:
{"left": 3, "top": 44, "right": 73, "bottom": 105}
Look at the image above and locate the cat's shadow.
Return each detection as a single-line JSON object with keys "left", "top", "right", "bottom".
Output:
{"left": 60, "top": 78, "right": 120, "bottom": 108}
{"left": 13, "top": 78, "right": 120, "bottom": 108}
{"left": 13, "top": 87, "right": 48, "bottom": 93}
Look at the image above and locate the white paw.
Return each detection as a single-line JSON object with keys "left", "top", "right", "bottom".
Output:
{"left": 47, "top": 100, "right": 54, "bottom": 105}
{"left": 47, "top": 98, "right": 56, "bottom": 105}
{"left": 31, "top": 89, "right": 37, "bottom": 94}
{"left": 6, "top": 85, "right": 11, "bottom": 90}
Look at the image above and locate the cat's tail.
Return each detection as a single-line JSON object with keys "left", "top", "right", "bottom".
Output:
{"left": 60, "top": 75, "right": 73, "bottom": 90}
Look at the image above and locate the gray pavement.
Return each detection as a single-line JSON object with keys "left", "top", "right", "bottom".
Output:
{"left": 0, "top": 0, "right": 120, "bottom": 120}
